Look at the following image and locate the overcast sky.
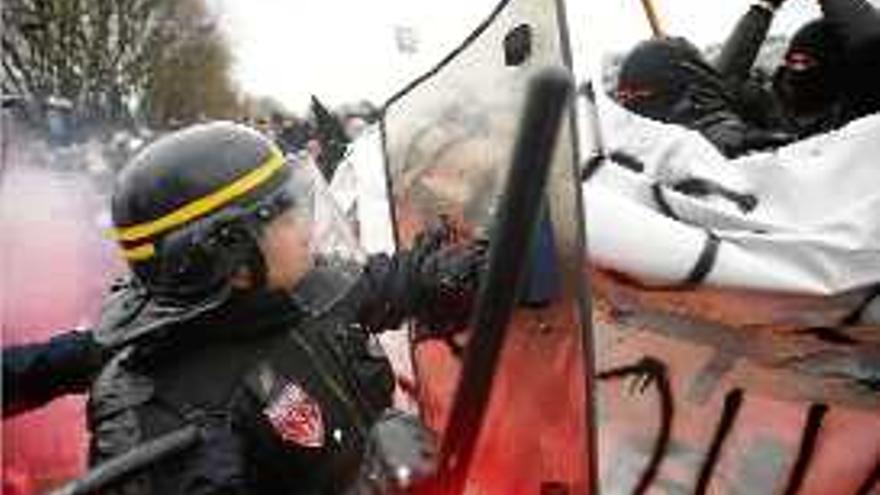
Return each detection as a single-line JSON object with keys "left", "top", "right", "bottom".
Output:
{"left": 209, "top": 0, "right": 874, "bottom": 113}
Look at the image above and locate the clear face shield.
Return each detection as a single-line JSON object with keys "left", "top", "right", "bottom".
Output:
{"left": 266, "top": 155, "right": 366, "bottom": 316}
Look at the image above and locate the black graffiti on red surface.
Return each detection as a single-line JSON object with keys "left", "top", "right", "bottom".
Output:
{"left": 600, "top": 356, "right": 842, "bottom": 495}
{"left": 694, "top": 388, "right": 744, "bottom": 494}
{"left": 598, "top": 356, "right": 673, "bottom": 495}
{"left": 855, "top": 459, "right": 880, "bottom": 495}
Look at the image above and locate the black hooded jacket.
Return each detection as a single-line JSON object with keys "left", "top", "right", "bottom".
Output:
{"left": 717, "top": 0, "right": 880, "bottom": 138}
{"left": 616, "top": 37, "right": 794, "bottom": 158}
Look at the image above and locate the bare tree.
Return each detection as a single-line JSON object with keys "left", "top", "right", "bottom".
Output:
{"left": 1, "top": 0, "right": 179, "bottom": 125}
{"left": 143, "top": 0, "right": 243, "bottom": 127}
{"left": 1, "top": 0, "right": 241, "bottom": 129}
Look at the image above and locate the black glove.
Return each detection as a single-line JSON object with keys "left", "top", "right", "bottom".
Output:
{"left": 351, "top": 409, "right": 438, "bottom": 494}
{"left": 408, "top": 223, "right": 488, "bottom": 341}
{"left": 3, "top": 329, "right": 108, "bottom": 418}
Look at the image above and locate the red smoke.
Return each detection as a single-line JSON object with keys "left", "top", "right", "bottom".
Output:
{"left": 2, "top": 160, "right": 123, "bottom": 493}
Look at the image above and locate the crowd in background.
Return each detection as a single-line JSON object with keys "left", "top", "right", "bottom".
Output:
{"left": 2, "top": 93, "right": 379, "bottom": 184}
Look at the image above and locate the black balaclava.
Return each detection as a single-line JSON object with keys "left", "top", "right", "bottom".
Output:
{"left": 773, "top": 19, "right": 845, "bottom": 122}
{"left": 616, "top": 37, "right": 717, "bottom": 121}
{"left": 616, "top": 37, "right": 796, "bottom": 157}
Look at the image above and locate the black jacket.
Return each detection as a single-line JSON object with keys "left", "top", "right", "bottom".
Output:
{"left": 717, "top": 0, "right": 880, "bottom": 138}
{"left": 616, "top": 37, "right": 794, "bottom": 158}
{"left": 819, "top": 0, "right": 880, "bottom": 122}
{"left": 86, "top": 246, "right": 480, "bottom": 494}
{"left": 2, "top": 330, "right": 105, "bottom": 417}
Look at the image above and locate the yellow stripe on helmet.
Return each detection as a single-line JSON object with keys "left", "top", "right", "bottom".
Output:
{"left": 120, "top": 242, "right": 156, "bottom": 261}
{"left": 114, "top": 148, "right": 285, "bottom": 243}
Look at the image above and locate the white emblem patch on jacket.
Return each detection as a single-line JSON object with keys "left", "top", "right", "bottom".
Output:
{"left": 264, "top": 381, "right": 325, "bottom": 448}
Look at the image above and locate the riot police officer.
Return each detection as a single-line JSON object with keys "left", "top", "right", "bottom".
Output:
{"left": 86, "top": 121, "right": 485, "bottom": 494}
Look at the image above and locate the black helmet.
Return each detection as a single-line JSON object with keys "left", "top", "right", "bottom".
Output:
{"left": 100, "top": 121, "right": 365, "bottom": 347}
{"left": 112, "top": 121, "right": 294, "bottom": 301}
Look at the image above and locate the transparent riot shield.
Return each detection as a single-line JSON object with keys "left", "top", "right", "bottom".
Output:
{"left": 381, "top": 0, "right": 595, "bottom": 492}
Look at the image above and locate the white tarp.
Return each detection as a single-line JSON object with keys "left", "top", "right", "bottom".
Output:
{"left": 328, "top": 125, "right": 396, "bottom": 255}
{"left": 332, "top": 101, "right": 880, "bottom": 301}
{"left": 585, "top": 94, "right": 880, "bottom": 297}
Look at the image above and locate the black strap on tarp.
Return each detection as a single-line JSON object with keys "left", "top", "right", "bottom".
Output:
{"left": 694, "top": 388, "right": 745, "bottom": 495}
{"left": 685, "top": 230, "right": 721, "bottom": 285}
{"left": 434, "top": 67, "right": 573, "bottom": 494}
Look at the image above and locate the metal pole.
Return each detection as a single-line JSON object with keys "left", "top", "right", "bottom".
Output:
{"left": 640, "top": 0, "right": 666, "bottom": 38}
{"left": 436, "top": 66, "right": 573, "bottom": 494}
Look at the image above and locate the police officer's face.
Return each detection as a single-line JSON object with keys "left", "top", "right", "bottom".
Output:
{"left": 260, "top": 209, "right": 312, "bottom": 291}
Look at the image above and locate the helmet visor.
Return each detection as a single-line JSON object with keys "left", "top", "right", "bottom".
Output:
{"left": 266, "top": 155, "right": 365, "bottom": 315}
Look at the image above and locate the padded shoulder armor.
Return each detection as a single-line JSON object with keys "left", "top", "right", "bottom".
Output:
{"left": 88, "top": 348, "right": 155, "bottom": 494}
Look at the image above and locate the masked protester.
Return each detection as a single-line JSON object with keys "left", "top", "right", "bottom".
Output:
{"left": 79, "top": 121, "right": 485, "bottom": 494}
{"left": 615, "top": 37, "right": 794, "bottom": 158}
{"left": 717, "top": 0, "right": 880, "bottom": 139}
{"left": 772, "top": 19, "right": 847, "bottom": 135}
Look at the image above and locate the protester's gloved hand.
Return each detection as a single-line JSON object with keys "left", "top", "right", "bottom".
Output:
{"left": 408, "top": 221, "right": 488, "bottom": 341}
{"left": 353, "top": 409, "right": 438, "bottom": 494}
